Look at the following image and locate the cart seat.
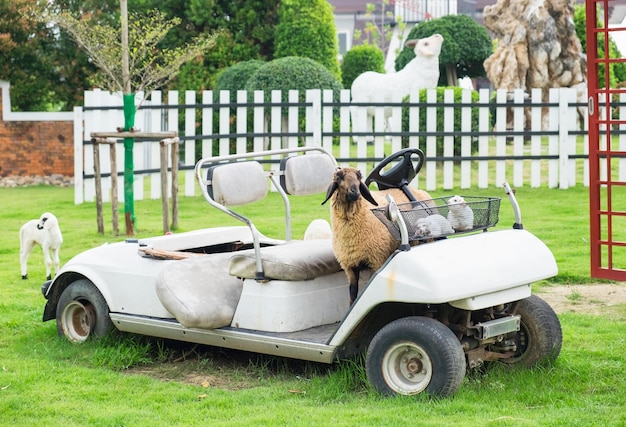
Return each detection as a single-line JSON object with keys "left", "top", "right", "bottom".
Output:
{"left": 229, "top": 239, "right": 341, "bottom": 281}
{"left": 156, "top": 252, "right": 244, "bottom": 329}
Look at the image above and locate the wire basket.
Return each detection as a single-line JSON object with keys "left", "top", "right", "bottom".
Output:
{"left": 371, "top": 196, "right": 501, "bottom": 242}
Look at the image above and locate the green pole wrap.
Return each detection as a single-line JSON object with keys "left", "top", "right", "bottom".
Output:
{"left": 123, "top": 93, "right": 136, "bottom": 228}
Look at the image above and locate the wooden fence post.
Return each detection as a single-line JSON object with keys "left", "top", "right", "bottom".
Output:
{"left": 109, "top": 141, "right": 119, "bottom": 235}
{"left": 92, "top": 138, "right": 104, "bottom": 234}
{"left": 160, "top": 137, "right": 180, "bottom": 234}
{"left": 92, "top": 137, "right": 119, "bottom": 235}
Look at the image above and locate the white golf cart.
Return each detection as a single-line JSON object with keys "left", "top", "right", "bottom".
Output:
{"left": 41, "top": 147, "right": 561, "bottom": 397}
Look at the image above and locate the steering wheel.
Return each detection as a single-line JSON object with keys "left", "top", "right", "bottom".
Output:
{"left": 365, "top": 148, "right": 425, "bottom": 199}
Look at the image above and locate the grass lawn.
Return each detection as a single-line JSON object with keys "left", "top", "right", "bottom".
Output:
{"left": 1, "top": 183, "right": 625, "bottom": 426}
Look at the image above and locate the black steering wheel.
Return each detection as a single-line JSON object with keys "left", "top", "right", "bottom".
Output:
{"left": 365, "top": 148, "right": 425, "bottom": 201}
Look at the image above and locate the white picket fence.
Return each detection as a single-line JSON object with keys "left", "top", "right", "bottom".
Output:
{"left": 73, "top": 87, "right": 625, "bottom": 204}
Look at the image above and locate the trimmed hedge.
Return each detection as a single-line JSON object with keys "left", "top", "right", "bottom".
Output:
{"left": 214, "top": 60, "right": 266, "bottom": 95}
{"left": 341, "top": 44, "right": 385, "bottom": 89}
{"left": 245, "top": 56, "right": 343, "bottom": 104}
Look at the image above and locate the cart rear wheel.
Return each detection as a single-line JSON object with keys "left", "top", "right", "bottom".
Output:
{"left": 56, "top": 279, "right": 112, "bottom": 343}
{"left": 502, "top": 295, "right": 562, "bottom": 367}
{"left": 366, "top": 316, "right": 466, "bottom": 397}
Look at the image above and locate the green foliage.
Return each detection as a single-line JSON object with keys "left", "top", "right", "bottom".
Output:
{"left": 132, "top": 0, "right": 279, "bottom": 91}
{"left": 341, "top": 44, "right": 385, "bottom": 89}
{"left": 395, "top": 15, "right": 492, "bottom": 86}
{"left": 214, "top": 60, "right": 266, "bottom": 94}
{"left": 573, "top": 4, "right": 626, "bottom": 88}
{"left": 274, "top": 0, "right": 341, "bottom": 81}
{"left": 245, "top": 56, "right": 343, "bottom": 103}
{"left": 402, "top": 87, "right": 480, "bottom": 156}
{"left": 41, "top": 8, "right": 218, "bottom": 94}
{"left": 1, "top": 0, "right": 112, "bottom": 111}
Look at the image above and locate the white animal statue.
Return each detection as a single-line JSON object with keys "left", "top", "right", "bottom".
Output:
{"left": 413, "top": 214, "right": 455, "bottom": 239}
{"left": 350, "top": 33, "right": 444, "bottom": 138}
{"left": 447, "top": 195, "right": 474, "bottom": 231}
{"left": 19, "top": 212, "right": 63, "bottom": 280}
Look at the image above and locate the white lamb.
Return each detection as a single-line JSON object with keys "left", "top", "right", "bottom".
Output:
{"left": 19, "top": 212, "right": 63, "bottom": 280}
{"left": 447, "top": 195, "right": 474, "bottom": 231}
{"left": 350, "top": 33, "right": 444, "bottom": 137}
{"left": 413, "top": 214, "right": 455, "bottom": 239}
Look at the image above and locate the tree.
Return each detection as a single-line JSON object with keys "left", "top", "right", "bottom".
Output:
{"left": 130, "top": 0, "right": 280, "bottom": 90}
{"left": 395, "top": 15, "right": 492, "bottom": 86}
{"left": 353, "top": 1, "right": 407, "bottom": 62}
{"left": 36, "top": 2, "right": 217, "bottom": 235}
{"left": 1, "top": 0, "right": 116, "bottom": 111}
{"left": 273, "top": 0, "right": 342, "bottom": 81}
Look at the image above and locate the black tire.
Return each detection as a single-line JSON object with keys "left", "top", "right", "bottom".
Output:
{"left": 501, "top": 295, "right": 562, "bottom": 367}
{"left": 366, "top": 316, "right": 466, "bottom": 397}
{"left": 56, "top": 279, "right": 113, "bottom": 343}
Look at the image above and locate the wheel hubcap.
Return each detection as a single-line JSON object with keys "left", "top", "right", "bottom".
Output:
{"left": 61, "top": 300, "right": 95, "bottom": 343}
{"left": 383, "top": 342, "right": 433, "bottom": 395}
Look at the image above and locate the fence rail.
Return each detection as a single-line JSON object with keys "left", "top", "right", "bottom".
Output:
{"left": 73, "top": 87, "right": 626, "bottom": 204}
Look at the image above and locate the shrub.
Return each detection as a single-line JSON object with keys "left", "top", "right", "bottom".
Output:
{"left": 214, "top": 60, "right": 266, "bottom": 95}
{"left": 402, "top": 86, "right": 480, "bottom": 157}
{"left": 274, "top": 0, "right": 342, "bottom": 81}
{"left": 341, "top": 44, "right": 385, "bottom": 89}
{"left": 245, "top": 56, "right": 343, "bottom": 104}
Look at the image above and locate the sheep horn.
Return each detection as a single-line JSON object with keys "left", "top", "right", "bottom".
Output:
{"left": 359, "top": 182, "right": 378, "bottom": 206}
{"left": 321, "top": 182, "right": 338, "bottom": 205}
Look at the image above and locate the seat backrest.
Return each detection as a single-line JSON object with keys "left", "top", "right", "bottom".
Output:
{"left": 207, "top": 161, "right": 267, "bottom": 206}
{"left": 279, "top": 153, "right": 336, "bottom": 196}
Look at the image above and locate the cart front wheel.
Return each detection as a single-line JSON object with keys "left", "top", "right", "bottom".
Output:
{"left": 56, "top": 279, "right": 112, "bottom": 343}
{"left": 366, "top": 316, "right": 466, "bottom": 397}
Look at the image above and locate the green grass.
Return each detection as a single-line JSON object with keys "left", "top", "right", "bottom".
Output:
{"left": 1, "top": 184, "right": 625, "bottom": 426}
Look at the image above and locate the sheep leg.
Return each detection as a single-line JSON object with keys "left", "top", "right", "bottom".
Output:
{"left": 50, "top": 247, "right": 60, "bottom": 278}
{"left": 42, "top": 245, "right": 52, "bottom": 281}
{"left": 20, "top": 241, "right": 36, "bottom": 280}
{"left": 347, "top": 267, "right": 360, "bottom": 305}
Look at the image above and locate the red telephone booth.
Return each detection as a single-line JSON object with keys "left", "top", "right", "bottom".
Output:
{"left": 586, "top": 0, "right": 626, "bottom": 280}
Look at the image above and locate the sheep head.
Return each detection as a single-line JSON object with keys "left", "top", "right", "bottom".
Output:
{"left": 405, "top": 33, "right": 444, "bottom": 58}
{"left": 321, "top": 168, "right": 378, "bottom": 206}
{"left": 37, "top": 212, "right": 57, "bottom": 230}
{"left": 447, "top": 195, "right": 467, "bottom": 209}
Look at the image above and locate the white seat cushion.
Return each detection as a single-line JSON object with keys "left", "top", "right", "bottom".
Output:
{"left": 156, "top": 253, "right": 243, "bottom": 329}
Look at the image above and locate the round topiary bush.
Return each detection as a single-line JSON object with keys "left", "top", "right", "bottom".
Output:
{"left": 402, "top": 86, "right": 480, "bottom": 157}
{"left": 245, "top": 56, "right": 343, "bottom": 105}
{"left": 214, "top": 60, "right": 266, "bottom": 95}
{"left": 341, "top": 45, "right": 385, "bottom": 89}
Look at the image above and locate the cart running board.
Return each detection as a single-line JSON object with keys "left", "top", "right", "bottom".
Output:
{"left": 109, "top": 313, "right": 338, "bottom": 364}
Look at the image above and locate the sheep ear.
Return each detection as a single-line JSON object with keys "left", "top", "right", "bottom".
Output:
{"left": 405, "top": 39, "right": 417, "bottom": 48}
{"left": 321, "top": 182, "right": 338, "bottom": 205}
{"left": 359, "top": 182, "right": 378, "bottom": 206}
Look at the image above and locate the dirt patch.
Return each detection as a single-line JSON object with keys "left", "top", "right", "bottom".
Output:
{"left": 535, "top": 283, "right": 626, "bottom": 317}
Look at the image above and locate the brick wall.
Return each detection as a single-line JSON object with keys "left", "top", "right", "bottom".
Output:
{"left": 0, "top": 86, "right": 74, "bottom": 177}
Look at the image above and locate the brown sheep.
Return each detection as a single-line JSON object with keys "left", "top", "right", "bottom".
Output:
{"left": 321, "top": 167, "right": 432, "bottom": 305}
